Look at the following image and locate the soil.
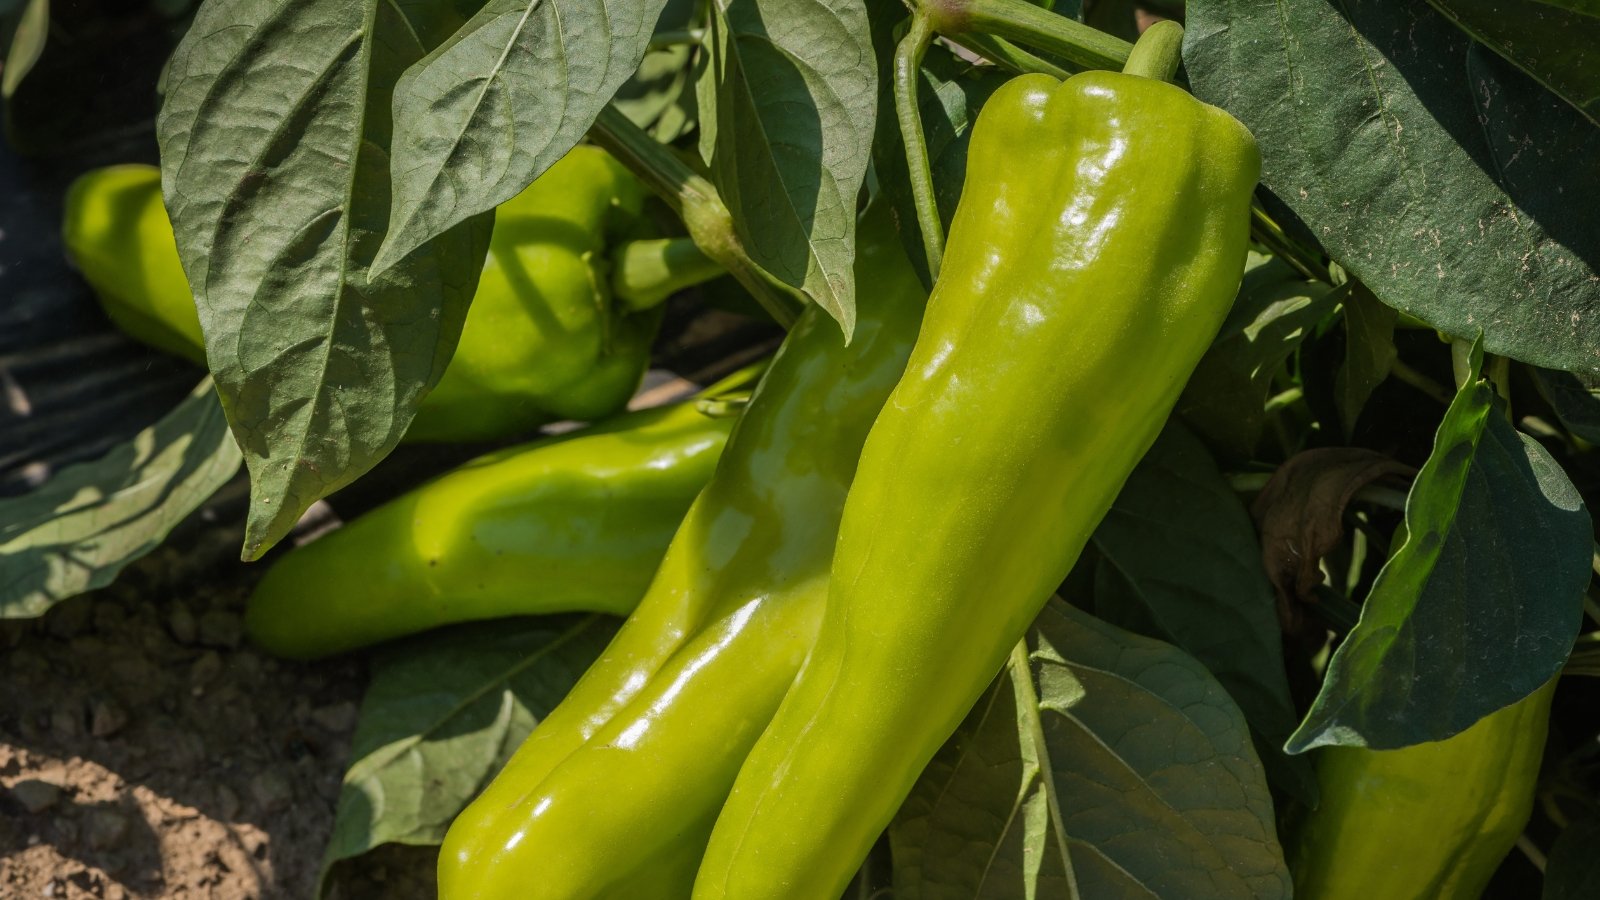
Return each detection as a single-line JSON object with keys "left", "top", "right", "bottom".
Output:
{"left": 0, "top": 515, "right": 439, "bottom": 899}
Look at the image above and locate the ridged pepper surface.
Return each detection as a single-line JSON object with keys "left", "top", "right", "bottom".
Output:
{"left": 436, "top": 205, "right": 927, "bottom": 899}
{"left": 694, "top": 38, "right": 1261, "bottom": 900}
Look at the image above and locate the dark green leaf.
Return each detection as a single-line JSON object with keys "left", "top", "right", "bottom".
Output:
{"left": 696, "top": 0, "right": 875, "bottom": 336}
{"left": 1185, "top": 0, "right": 1600, "bottom": 374}
{"left": 0, "top": 380, "right": 241, "bottom": 618}
{"left": 1534, "top": 367, "right": 1600, "bottom": 444}
{"left": 320, "top": 614, "right": 617, "bottom": 891}
{"left": 1178, "top": 255, "right": 1341, "bottom": 459}
{"left": 1287, "top": 344, "right": 1591, "bottom": 752}
{"left": 1336, "top": 283, "right": 1399, "bottom": 438}
{"left": 375, "top": 0, "right": 666, "bottom": 273}
{"left": 891, "top": 600, "right": 1291, "bottom": 900}
{"left": 1427, "top": 0, "right": 1600, "bottom": 125}
{"left": 1544, "top": 818, "right": 1600, "bottom": 900}
{"left": 157, "top": 0, "right": 493, "bottom": 559}
{"left": 0, "top": 0, "right": 46, "bottom": 98}
{"left": 1090, "top": 422, "right": 1317, "bottom": 805}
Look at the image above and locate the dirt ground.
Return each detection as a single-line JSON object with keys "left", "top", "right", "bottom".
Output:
{"left": 0, "top": 505, "right": 439, "bottom": 899}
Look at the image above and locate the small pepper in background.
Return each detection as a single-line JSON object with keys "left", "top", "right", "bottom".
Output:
{"left": 1289, "top": 679, "right": 1556, "bottom": 899}
{"left": 243, "top": 364, "right": 763, "bottom": 661}
{"left": 61, "top": 147, "right": 705, "bottom": 444}
{"left": 436, "top": 204, "right": 927, "bottom": 899}
{"left": 693, "top": 24, "right": 1263, "bottom": 899}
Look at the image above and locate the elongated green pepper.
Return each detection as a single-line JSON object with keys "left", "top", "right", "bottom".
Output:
{"left": 244, "top": 367, "right": 762, "bottom": 660}
{"left": 1289, "top": 678, "right": 1556, "bottom": 899}
{"left": 436, "top": 205, "right": 927, "bottom": 899}
{"left": 694, "top": 27, "right": 1261, "bottom": 899}
{"left": 61, "top": 148, "right": 692, "bottom": 443}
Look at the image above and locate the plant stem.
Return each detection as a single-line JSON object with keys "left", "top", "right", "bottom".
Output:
{"left": 648, "top": 28, "right": 704, "bottom": 51}
{"left": 1390, "top": 358, "right": 1454, "bottom": 404}
{"left": 611, "top": 237, "right": 725, "bottom": 311}
{"left": 945, "top": 31, "right": 1070, "bottom": 78}
{"left": 1249, "top": 202, "right": 1326, "bottom": 282}
{"left": 941, "top": 0, "right": 1130, "bottom": 71}
{"left": 1120, "top": 19, "right": 1183, "bottom": 82}
{"left": 896, "top": 13, "right": 946, "bottom": 281}
{"left": 589, "top": 105, "right": 803, "bottom": 328}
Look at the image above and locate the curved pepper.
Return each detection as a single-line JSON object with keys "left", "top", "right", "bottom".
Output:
{"left": 244, "top": 366, "right": 761, "bottom": 660}
{"left": 436, "top": 205, "right": 927, "bottom": 899}
{"left": 1289, "top": 678, "right": 1555, "bottom": 899}
{"left": 61, "top": 147, "right": 672, "bottom": 443}
{"left": 693, "top": 34, "right": 1261, "bottom": 900}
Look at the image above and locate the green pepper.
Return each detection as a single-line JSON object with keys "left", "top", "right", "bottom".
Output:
{"left": 436, "top": 204, "right": 927, "bottom": 899}
{"left": 693, "top": 27, "right": 1261, "bottom": 899}
{"left": 61, "top": 147, "right": 679, "bottom": 443}
{"left": 1288, "top": 679, "right": 1555, "bottom": 899}
{"left": 243, "top": 366, "right": 761, "bottom": 660}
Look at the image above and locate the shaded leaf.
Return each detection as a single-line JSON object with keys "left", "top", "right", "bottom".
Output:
{"left": 1544, "top": 818, "right": 1600, "bottom": 900}
{"left": 891, "top": 599, "right": 1291, "bottom": 900}
{"left": 1251, "top": 448, "right": 1413, "bottom": 615}
{"left": 1178, "top": 255, "right": 1341, "bottom": 459}
{"left": 696, "top": 0, "right": 875, "bottom": 336}
{"left": 1335, "top": 283, "right": 1398, "bottom": 437}
{"left": 157, "top": 0, "right": 494, "bottom": 559}
{"left": 0, "top": 379, "right": 241, "bottom": 618}
{"left": 1185, "top": 0, "right": 1600, "bottom": 374}
{"left": 1427, "top": 0, "right": 1600, "bottom": 126}
{"left": 320, "top": 614, "right": 617, "bottom": 891}
{"left": 376, "top": 0, "right": 667, "bottom": 273}
{"left": 1287, "top": 343, "right": 1591, "bottom": 752}
{"left": 1090, "top": 422, "right": 1316, "bottom": 805}
{"left": 1534, "top": 367, "right": 1600, "bottom": 444}
{"left": 614, "top": 42, "right": 698, "bottom": 143}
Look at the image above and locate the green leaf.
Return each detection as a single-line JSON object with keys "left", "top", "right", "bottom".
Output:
{"left": 1543, "top": 818, "right": 1600, "bottom": 900}
{"left": 157, "top": 0, "right": 494, "bottom": 560}
{"left": 320, "top": 614, "right": 617, "bottom": 892}
{"left": 890, "top": 600, "right": 1291, "bottom": 900}
{"left": 613, "top": 43, "right": 697, "bottom": 143}
{"left": 1089, "top": 422, "right": 1317, "bottom": 806}
{"left": 374, "top": 0, "right": 667, "bottom": 274}
{"left": 1185, "top": 0, "right": 1600, "bottom": 374}
{"left": 1427, "top": 0, "right": 1600, "bottom": 126}
{"left": 1534, "top": 367, "right": 1600, "bottom": 444}
{"left": 0, "top": 379, "right": 241, "bottom": 618}
{"left": 1287, "top": 343, "right": 1591, "bottom": 752}
{"left": 1335, "top": 283, "right": 1398, "bottom": 438}
{"left": 1178, "top": 255, "right": 1341, "bottom": 459}
{"left": 0, "top": 0, "right": 46, "bottom": 99}
{"left": 696, "top": 0, "right": 875, "bottom": 336}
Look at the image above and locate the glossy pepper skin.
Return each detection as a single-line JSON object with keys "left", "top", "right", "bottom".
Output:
{"left": 694, "top": 67, "right": 1261, "bottom": 900}
{"left": 61, "top": 147, "right": 662, "bottom": 443}
{"left": 436, "top": 206, "right": 927, "bottom": 900}
{"left": 1289, "top": 679, "right": 1556, "bottom": 899}
{"left": 243, "top": 367, "right": 761, "bottom": 660}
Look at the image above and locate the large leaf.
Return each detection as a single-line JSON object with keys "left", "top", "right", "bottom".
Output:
{"left": 1427, "top": 0, "right": 1600, "bottom": 126}
{"left": 1178, "top": 255, "right": 1341, "bottom": 460}
{"left": 890, "top": 600, "right": 1291, "bottom": 900}
{"left": 320, "top": 614, "right": 617, "bottom": 890}
{"left": 157, "top": 0, "right": 494, "bottom": 559}
{"left": 1287, "top": 345, "right": 1591, "bottom": 752}
{"left": 1534, "top": 367, "right": 1600, "bottom": 444}
{"left": 0, "top": 379, "right": 241, "bottom": 618}
{"left": 1185, "top": 0, "right": 1600, "bottom": 375}
{"left": 374, "top": 0, "right": 667, "bottom": 274}
{"left": 696, "top": 0, "right": 875, "bottom": 336}
{"left": 1089, "top": 422, "right": 1316, "bottom": 804}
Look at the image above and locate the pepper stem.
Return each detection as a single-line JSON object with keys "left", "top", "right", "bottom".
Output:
{"left": 952, "top": 0, "right": 1130, "bottom": 72}
{"left": 896, "top": 12, "right": 945, "bottom": 281}
{"left": 1120, "top": 19, "right": 1184, "bottom": 83}
{"left": 612, "top": 236, "right": 725, "bottom": 312}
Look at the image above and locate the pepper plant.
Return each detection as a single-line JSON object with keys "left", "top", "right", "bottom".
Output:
{"left": 3, "top": 0, "right": 1600, "bottom": 897}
